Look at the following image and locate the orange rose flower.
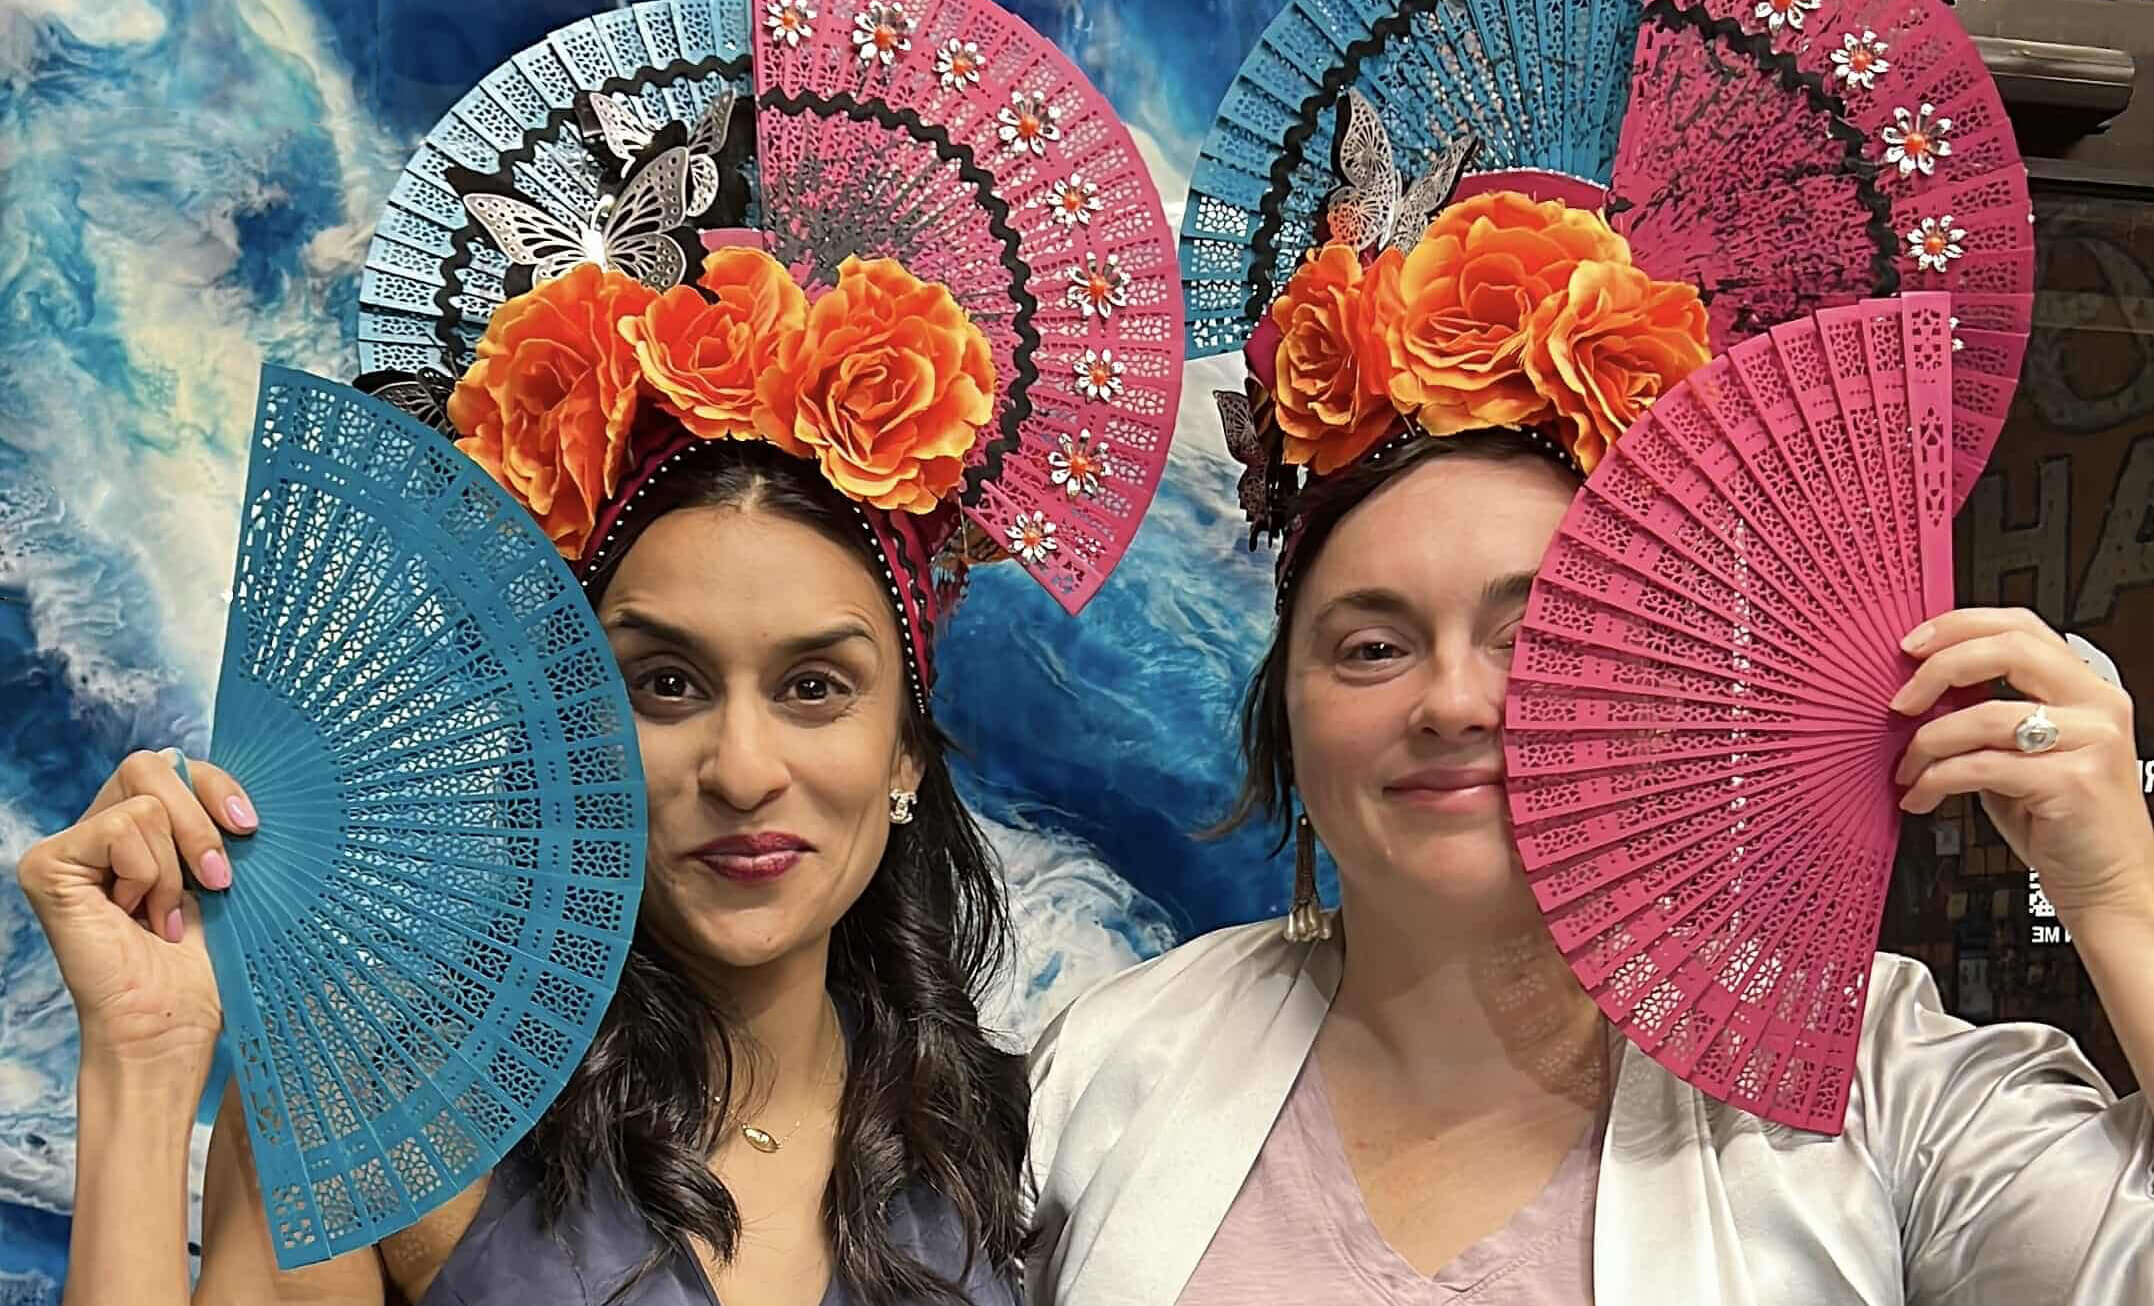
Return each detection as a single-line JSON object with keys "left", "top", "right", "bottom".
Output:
{"left": 756, "top": 256, "right": 996, "bottom": 513}
{"left": 621, "top": 247, "right": 809, "bottom": 442}
{"left": 1522, "top": 261, "right": 1711, "bottom": 472}
{"left": 1378, "top": 191, "right": 1632, "bottom": 436}
{"left": 1271, "top": 243, "right": 1400, "bottom": 474}
{"left": 447, "top": 263, "right": 658, "bottom": 557}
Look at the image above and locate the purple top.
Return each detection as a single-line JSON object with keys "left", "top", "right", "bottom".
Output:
{"left": 1176, "top": 1055, "right": 1601, "bottom": 1304}
{"left": 415, "top": 1148, "right": 1018, "bottom": 1306}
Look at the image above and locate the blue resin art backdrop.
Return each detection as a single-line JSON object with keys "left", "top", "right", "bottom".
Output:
{"left": 0, "top": 0, "right": 1295, "bottom": 1293}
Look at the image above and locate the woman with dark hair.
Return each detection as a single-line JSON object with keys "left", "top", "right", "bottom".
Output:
{"left": 42, "top": 428, "right": 1030, "bottom": 1306}
{"left": 13, "top": 3, "right": 1185, "bottom": 1304}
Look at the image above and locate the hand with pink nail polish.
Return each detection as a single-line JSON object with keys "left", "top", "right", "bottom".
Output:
{"left": 14, "top": 749, "right": 256, "bottom": 1064}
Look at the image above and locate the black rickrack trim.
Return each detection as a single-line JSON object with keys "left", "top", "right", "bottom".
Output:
{"left": 1245, "top": 0, "right": 1441, "bottom": 326}
{"left": 431, "top": 53, "right": 753, "bottom": 373}
{"left": 755, "top": 86, "right": 1041, "bottom": 509}
{"left": 1624, "top": 0, "right": 1899, "bottom": 320}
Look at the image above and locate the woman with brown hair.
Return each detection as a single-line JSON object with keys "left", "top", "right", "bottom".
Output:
{"left": 1027, "top": 0, "right": 2154, "bottom": 1283}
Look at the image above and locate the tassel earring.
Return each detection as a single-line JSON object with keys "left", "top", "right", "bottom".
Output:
{"left": 1285, "top": 811, "right": 1332, "bottom": 943}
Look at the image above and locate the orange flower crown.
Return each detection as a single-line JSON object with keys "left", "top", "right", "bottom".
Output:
{"left": 446, "top": 247, "right": 997, "bottom": 561}
{"left": 1227, "top": 191, "right": 1711, "bottom": 547}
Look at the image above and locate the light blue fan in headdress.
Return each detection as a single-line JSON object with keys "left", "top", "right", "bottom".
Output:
{"left": 1180, "top": 0, "right": 1642, "bottom": 357}
{"left": 357, "top": 0, "right": 754, "bottom": 382}
{"left": 195, "top": 366, "right": 645, "bottom": 1268}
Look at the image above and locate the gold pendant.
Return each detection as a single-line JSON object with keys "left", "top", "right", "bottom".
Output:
{"left": 741, "top": 1125, "right": 781, "bottom": 1154}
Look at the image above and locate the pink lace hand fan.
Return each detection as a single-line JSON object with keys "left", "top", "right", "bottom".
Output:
{"left": 1504, "top": 292, "right": 1964, "bottom": 1134}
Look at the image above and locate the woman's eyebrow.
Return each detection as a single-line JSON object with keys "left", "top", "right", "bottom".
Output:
{"left": 606, "top": 609, "right": 878, "bottom": 661}
{"left": 772, "top": 621, "right": 878, "bottom": 660}
{"left": 605, "top": 608, "right": 703, "bottom": 651}
{"left": 1481, "top": 571, "right": 1538, "bottom": 610}
{"left": 1313, "top": 587, "right": 1417, "bottom": 624}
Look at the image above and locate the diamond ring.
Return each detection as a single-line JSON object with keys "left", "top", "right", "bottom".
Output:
{"left": 2014, "top": 704, "right": 2060, "bottom": 755}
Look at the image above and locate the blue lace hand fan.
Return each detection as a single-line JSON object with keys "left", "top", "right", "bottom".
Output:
{"left": 199, "top": 367, "right": 645, "bottom": 1268}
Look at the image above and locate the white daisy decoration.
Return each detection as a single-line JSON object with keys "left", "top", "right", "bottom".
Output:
{"left": 852, "top": 1, "right": 913, "bottom": 66}
{"left": 1065, "top": 252, "right": 1128, "bottom": 319}
{"left": 1881, "top": 103, "right": 1953, "bottom": 177}
{"left": 1006, "top": 511, "right": 1059, "bottom": 565}
{"left": 1049, "top": 430, "right": 1109, "bottom": 499}
{"left": 1753, "top": 0, "right": 1820, "bottom": 32}
{"left": 1042, "top": 174, "right": 1104, "bottom": 228}
{"left": 1907, "top": 215, "right": 1966, "bottom": 272}
{"left": 765, "top": 0, "right": 816, "bottom": 46}
{"left": 1830, "top": 30, "right": 1890, "bottom": 89}
{"left": 1073, "top": 347, "right": 1125, "bottom": 401}
{"left": 935, "top": 38, "right": 983, "bottom": 91}
{"left": 997, "top": 90, "right": 1063, "bottom": 157}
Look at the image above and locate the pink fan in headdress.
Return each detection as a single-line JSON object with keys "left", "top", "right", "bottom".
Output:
{"left": 1614, "top": 0, "right": 2031, "bottom": 505}
{"left": 753, "top": 0, "right": 1184, "bottom": 613}
{"left": 1504, "top": 293, "right": 1963, "bottom": 1133}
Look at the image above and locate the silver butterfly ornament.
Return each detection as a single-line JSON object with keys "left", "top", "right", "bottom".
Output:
{"left": 461, "top": 132, "right": 696, "bottom": 293}
{"left": 1326, "top": 89, "right": 1479, "bottom": 256}
{"left": 1214, "top": 382, "right": 1301, "bottom": 546}
{"left": 586, "top": 84, "right": 737, "bottom": 218}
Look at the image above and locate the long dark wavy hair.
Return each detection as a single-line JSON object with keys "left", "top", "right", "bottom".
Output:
{"left": 1211, "top": 429, "right": 1583, "bottom": 850}
{"left": 526, "top": 436, "right": 1029, "bottom": 1306}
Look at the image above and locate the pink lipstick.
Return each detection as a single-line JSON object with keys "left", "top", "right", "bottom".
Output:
{"left": 692, "top": 832, "right": 812, "bottom": 882}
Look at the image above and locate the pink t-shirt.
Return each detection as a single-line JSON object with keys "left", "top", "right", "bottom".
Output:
{"left": 1176, "top": 1056, "right": 1600, "bottom": 1304}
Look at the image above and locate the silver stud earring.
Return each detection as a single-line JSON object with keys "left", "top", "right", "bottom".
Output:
{"left": 889, "top": 789, "right": 917, "bottom": 825}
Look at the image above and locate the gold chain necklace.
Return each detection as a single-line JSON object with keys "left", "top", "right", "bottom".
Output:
{"left": 727, "top": 999, "right": 842, "bottom": 1155}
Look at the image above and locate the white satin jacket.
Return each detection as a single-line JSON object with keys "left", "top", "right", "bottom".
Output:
{"left": 1025, "top": 919, "right": 2154, "bottom": 1305}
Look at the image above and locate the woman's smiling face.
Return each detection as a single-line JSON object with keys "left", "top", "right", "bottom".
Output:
{"left": 599, "top": 502, "right": 922, "bottom": 975}
{"left": 1284, "top": 454, "right": 1575, "bottom": 918}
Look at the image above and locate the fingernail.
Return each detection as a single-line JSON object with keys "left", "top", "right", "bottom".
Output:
{"left": 226, "top": 795, "right": 257, "bottom": 831}
{"left": 200, "top": 850, "right": 231, "bottom": 891}
{"left": 1901, "top": 623, "right": 1934, "bottom": 653}
{"left": 163, "top": 909, "right": 184, "bottom": 943}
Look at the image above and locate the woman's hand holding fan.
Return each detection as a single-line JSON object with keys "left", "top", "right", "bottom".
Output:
{"left": 1896, "top": 604, "right": 2154, "bottom": 1126}
{"left": 1894, "top": 607, "right": 2154, "bottom": 926}
{"left": 15, "top": 750, "right": 257, "bottom": 1062}
{"left": 25, "top": 369, "right": 647, "bottom": 1271}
